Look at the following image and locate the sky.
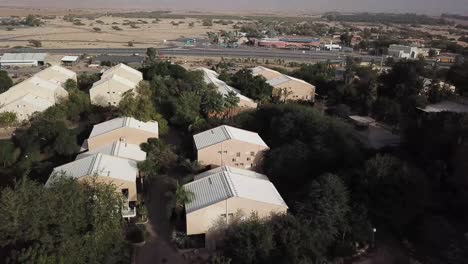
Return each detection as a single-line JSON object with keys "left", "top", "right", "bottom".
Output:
{"left": 2, "top": 0, "right": 468, "bottom": 15}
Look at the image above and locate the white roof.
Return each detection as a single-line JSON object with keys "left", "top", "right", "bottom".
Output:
{"left": 76, "top": 141, "right": 146, "bottom": 161}
{"left": 184, "top": 167, "right": 287, "bottom": 213}
{"left": 89, "top": 117, "right": 158, "bottom": 138}
{"left": 195, "top": 166, "right": 269, "bottom": 181}
{"left": 0, "top": 53, "right": 47, "bottom": 62}
{"left": 419, "top": 101, "right": 468, "bottom": 113}
{"left": 251, "top": 66, "right": 279, "bottom": 77}
{"left": 2, "top": 93, "right": 53, "bottom": 110}
{"left": 266, "top": 74, "right": 313, "bottom": 87}
{"left": 91, "top": 73, "right": 137, "bottom": 89}
{"left": 24, "top": 76, "right": 63, "bottom": 92}
{"left": 193, "top": 125, "right": 268, "bottom": 150}
{"left": 34, "top": 65, "right": 77, "bottom": 84}
{"left": 101, "top": 63, "right": 143, "bottom": 82}
{"left": 199, "top": 68, "right": 256, "bottom": 103}
{"left": 61, "top": 56, "right": 79, "bottom": 62}
{"left": 48, "top": 153, "right": 138, "bottom": 185}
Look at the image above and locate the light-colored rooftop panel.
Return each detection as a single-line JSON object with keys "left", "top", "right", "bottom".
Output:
{"left": 89, "top": 117, "right": 158, "bottom": 138}
{"left": 193, "top": 125, "right": 268, "bottom": 150}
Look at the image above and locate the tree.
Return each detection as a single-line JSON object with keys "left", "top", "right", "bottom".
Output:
{"left": 0, "top": 112, "right": 18, "bottom": 127}
{"left": 77, "top": 72, "right": 100, "bottom": 92}
{"left": 173, "top": 181, "right": 194, "bottom": 212}
{"left": 0, "top": 70, "right": 13, "bottom": 93}
{"left": 169, "top": 92, "right": 202, "bottom": 129}
{"left": 0, "top": 140, "right": 20, "bottom": 168}
{"left": 138, "top": 138, "right": 178, "bottom": 178}
{"left": 231, "top": 69, "right": 273, "bottom": 103}
{"left": 127, "top": 41, "right": 134, "bottom": 47}
{"left": 93, "top": 27, "right": 101, "bottom": 32}
{"left": 223, "top": 91, "right": 240, "bottom": 117}
{"left": 222, "top": 213, "right": 274, "bottom": 264}
{"left": 64, "top": 79, "right": 78, "bottom": 92}
{"left": 118, "top": 81, "right": 168, "bottom": 134}
{"left": 28, "top": 39, "right": 42, "bottom": 47}
{"left": 202, "top": 19, "right": 213, "bottom": 27}
{"left": 362, "top": 154, "right": 429, "bottom": 233}
{"left": 297, "top": 173, "right": 350, "bottom": 247}
{"left": 146, "top": 47, "right": 158, "bottom": 62}
{"left": 24, "top": 14, "right": 42, "bottom": 27}
{"left": 200, "top": 86, "right": 225, "bottom": 116}
{"left": 0, "top": 176, "right": 129, "bottom": 263}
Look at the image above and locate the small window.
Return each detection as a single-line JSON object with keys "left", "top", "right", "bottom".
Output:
{"left": 240, "top": 163, "right": 244, "bottom": 166}
{"left": 223, "top": 151, "right": 228, "bottom": 154}
{"left": 246, "top": 157, "right": 251, "bottom": 161}
{"left": 250, "top": 152, "right": 255, "bottom": 156}
{"left": 232, "top": 158, "right": 236, "bottom": 162}
{"left": 236, "top": 152, "right": 241, "bottom": 157}
{"left": 217, "top": 151, "right": 222, "bottom": 154}
{"left": 107, "top": 92, "right": 110, "bottom": 94}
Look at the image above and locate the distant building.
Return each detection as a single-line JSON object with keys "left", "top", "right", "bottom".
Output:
{"left": 84, "top": 117, "right": 159, "bottom": 151}
{"left": 184, "top": 166, "right": 288, "bottom": 238}
{"left": 0, "top": 53, "right": 47, "bottom": 67}
{"left": 61, "top": 56, "right": 79, "bottom": 66}
{"left": 0, "top": 65, "right": 75, "bottom": 121}
{"left": 418, "top": 100, "right": 468, "bottom": 114}
{"left": 89, "top": 63, "right": 143, "bottom": 106}
{"left": 193, "top": 125, "right": 269, "bottom": 170}
{"left": 388, "top": 44, "right": 419, "bottom": 59}
{"left": 252, "top": 66, "right": 316, "bottom": 102}
{"left": 47, "top": 153, "right": 139, "bottom": 218}
{"left": 438, "top": 53, "right": 459, "bottom": 64}
{"left": 199, "top": 68, "right": 257, "bottom": 111}
{"left": 323, "top": 43, "right": 342, "bottom": 51}
{"left": 258, "top": 37, "right": 320, "bottom": 49}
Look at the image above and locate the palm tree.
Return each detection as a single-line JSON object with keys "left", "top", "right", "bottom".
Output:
{"left": 224, "top": 91, "right": 240, "bottom": 118}
{"left": 174, "top": 181, "right": 195, "bottom": 211}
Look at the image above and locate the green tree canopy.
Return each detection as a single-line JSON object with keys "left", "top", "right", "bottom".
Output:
{"left": 0, "top": 176, "right": 129, "bottom": 263}
{"left": 0, "top": 70, "right": 13, "bottom": 93}
{"left": 230, "top": 69, "right": 273, "bottom": 103}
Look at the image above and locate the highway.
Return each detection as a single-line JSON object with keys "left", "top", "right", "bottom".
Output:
{"left": 0, "top": 47, "right": 385, "bottom": 63}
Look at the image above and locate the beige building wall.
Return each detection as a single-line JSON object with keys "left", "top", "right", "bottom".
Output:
{"left": 87, "top": 127, "right": 158, "bottom": 151}
{"left": 197, "top": 139, "right": 269, "bottom": 169}
{"left": 186, "top": 197, "right": 287, "bottom": 235}
{"left": 80, "top": 175, "right": 137, "bottom": 202}
{"left": 0, "top": 99, "right": 50, "bottom": 121}
{"left": 274, "top": 80, "right": 316, "bottom": 102}
{"left": 90, "top": 79, "right": 135, "bottom": 106}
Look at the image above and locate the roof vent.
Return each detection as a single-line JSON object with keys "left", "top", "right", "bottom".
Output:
{"left": 208, "top": 178, "right": 212, "bottom": 185}
{"left": 210, "top": 130, "right": 214, "bottom": 134}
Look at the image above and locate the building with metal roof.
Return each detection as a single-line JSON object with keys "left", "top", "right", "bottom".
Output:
{"left": 61, "top": 56, "right": 79, "bottom": 66}
{"left": 252, "top": 66, "right": 316, "bottom": 102}
{"left": 90, "top": 63, "right": 143, "bottom": 106}
{"left": 76, "top": 141, "right": 146, "bottom": 161}
{"left": 85, "top": 117, "right": 158, "bottom": 151}
{"left": 0, "top": 53, "right": 48, "bottom": 67}
{"left": 193, "top": 125, "right": 269, "bottom": 169}
{"left": 199, "top": 68, "right": 257, "bottom": 110}
{"left": 184, "top": 166, "right": 287, "bottom": 235}
{"left": 0, "top": 65, "right": 74, "bottom": 121}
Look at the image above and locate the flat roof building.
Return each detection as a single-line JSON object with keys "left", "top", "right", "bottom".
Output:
{"left": 0, "top": 53, "right": 48, "bottom": 67}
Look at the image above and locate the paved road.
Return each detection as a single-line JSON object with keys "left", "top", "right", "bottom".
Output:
{"left": 0, "top": 46, "right": 385, "bottom": 63}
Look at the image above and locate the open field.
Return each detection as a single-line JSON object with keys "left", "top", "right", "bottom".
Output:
{"left": 0, "top": 16, "right": 242, "bottom": 49}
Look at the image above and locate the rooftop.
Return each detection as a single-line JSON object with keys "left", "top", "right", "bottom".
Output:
{"left": 419, "top": 100, "right": 468, "bottom": 113}
{"left": 199, "top": 68, "right": 256, "bottom": 103}
{"left": 61, "top": 56, "right": 79, "bottom": 62}
{"left": 0, "top": 53, "right": 47, "bottom": 62}
{"left": 101, "top": 63, "right": 143, "bottom": 81}
{"left": 91, "top": 73, "right": 137, "bottom": 89}
{"left": 76, "top": 141, "right": 146, "bottom": 161}
{"left": 184, "top": 167, "right": 287, "bottom": 213}
{"left": 193, "top": 125, "right": 268, "bottom": 150}
{"left": 48, "top": 153, "right": 138, "bottom": 185}
{"left": 89, "top": 117, "right": 158, "bottom": 138}
{"left": 194, "top": 165, "right": 269, "bottom": 181}
{"left": 6, "top": 93, "right": 54, "bottom": 110}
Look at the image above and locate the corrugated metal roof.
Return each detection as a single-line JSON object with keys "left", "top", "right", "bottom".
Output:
{"left": 184, "top": 167, "right": 287, "bottom": 213}
{"left": 0, "top": 53, "right": 47, "bottom": 62}
{"left": 101, "top": 63, "right": 143, "bottom": 82}
{"left": 89, "top": 117, "right": 158, "bottom": 138}
{"left": 193, "top": 125, "right": 268, "bottom": 150}
{"left": 195, "top": 165, "right": 269, "bottom": 181}
{"left": 76, "top": 141, "right": 146, "bottom": 161}
{"left": 91, "top": 73, "right": 137, "bottom": 90}
{"left": 199, "top": 68, "right": 256, "bottom": 103}
{"left": 48, "top": 153, "right": 138, "bottom": 185}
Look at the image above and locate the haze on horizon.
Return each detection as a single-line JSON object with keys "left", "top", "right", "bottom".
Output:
{"left": 2, "top": 0, "right": 468, "bottom": 15}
